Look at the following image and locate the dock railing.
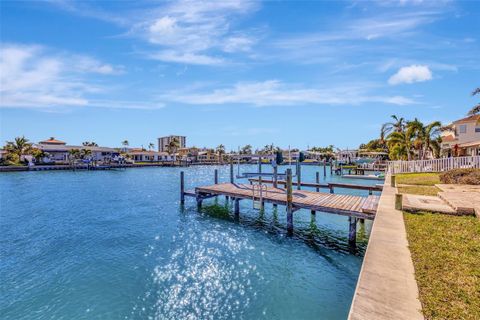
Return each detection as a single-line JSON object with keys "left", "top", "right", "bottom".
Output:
{"left": 387, "top": 156, "right": 480, "bottom": 174}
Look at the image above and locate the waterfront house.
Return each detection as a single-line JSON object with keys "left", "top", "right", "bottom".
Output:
{"left": 441, "top": 115, "right": 480, "bottom": 156}
{"left": 35, "top": 138, "right": 120, "bottom": 163}
{"left": 127, "top": 149, "right": 173, "bottom": 162}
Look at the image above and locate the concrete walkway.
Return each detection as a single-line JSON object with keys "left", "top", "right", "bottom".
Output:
{"left": 402, "top": 194, "right": 456, "bottom": 214}
{"left": 348, "top": 176, "right": 423, "bottom": 320}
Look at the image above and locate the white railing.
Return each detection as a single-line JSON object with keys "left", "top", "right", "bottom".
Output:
{"left": 387, "top": 156, "right": 480, "bottom": 174}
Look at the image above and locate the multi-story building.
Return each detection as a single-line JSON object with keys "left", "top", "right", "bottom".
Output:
{"left": 158, "top": 135, "right": 186, "bottom": 153}
{"left": 441, "top": 115, "right": 480, "bottom": 156}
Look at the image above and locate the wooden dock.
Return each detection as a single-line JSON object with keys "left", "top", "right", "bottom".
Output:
{"left": 191, "top": 183, "right": 378, "bottom": 220}
{"left": 180, "top": 168, "right": 381, "bottom": 246}
{"left": 247, "top": 178, "right": 383, "bottom": 194}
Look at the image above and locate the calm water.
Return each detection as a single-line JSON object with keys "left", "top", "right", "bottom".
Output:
{"left": 0, "top": 165, "right": 379, "bottom": 319}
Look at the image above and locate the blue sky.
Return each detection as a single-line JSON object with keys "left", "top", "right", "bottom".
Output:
{"left": 1, "top": 0, "right": 479, "bottom": 151}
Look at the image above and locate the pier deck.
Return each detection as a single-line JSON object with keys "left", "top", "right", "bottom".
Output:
{"left": 190, "top": 183, "right": 378, "bottom": 220}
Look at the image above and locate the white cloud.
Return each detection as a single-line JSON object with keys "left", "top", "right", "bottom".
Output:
{"left": 159, "top": 80, "right": 416, "bottom": 106}
{"left": 0, "top": 43, "right": 155, "bottom": 110}
{"left": 149, "top": 51, "right": 225, "bottom": 66}
{"left": 388, "top": 64, "right": 433, "bottom": 85}
{"left": 131, "top": 0, "right": 259, "bottom": 65}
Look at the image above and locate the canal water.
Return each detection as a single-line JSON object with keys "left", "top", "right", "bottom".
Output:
{"left": 0, "top": 165, "right": 380, "bottom": 319}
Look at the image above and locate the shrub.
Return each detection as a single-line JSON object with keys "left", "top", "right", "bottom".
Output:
{"left": 439, "top": 169, "right": 480, "bottom": 185}
{"left": 3, "top": 153, "right": 20, "bottom": 166}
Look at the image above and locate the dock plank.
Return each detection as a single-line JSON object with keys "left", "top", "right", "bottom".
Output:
{"left": 195, "top": 183, "right": 377, "bottom": 219}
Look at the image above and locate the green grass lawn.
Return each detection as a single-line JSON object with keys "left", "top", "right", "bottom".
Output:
{"left": 404, "top": 212, "right": 480, "bottom": 320}
{"left": 398, "top": 185, "right": 440, "bottom": 196}
{"left": 396, "top": 173, "right": 441, "bottom": 186}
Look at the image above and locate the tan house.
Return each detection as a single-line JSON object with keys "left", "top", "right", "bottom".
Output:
{"left": 441, "top": 115, "right": 480, "bottom": 156}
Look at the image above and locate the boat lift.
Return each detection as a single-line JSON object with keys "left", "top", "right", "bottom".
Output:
{"left": 234, "top": 147, "right": 297, "bottom": 179}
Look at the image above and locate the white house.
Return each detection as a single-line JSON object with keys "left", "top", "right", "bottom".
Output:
{"left": 441, "top": 115, "right": 480, "bottom": 156}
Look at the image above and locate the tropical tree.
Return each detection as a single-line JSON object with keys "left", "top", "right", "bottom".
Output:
{"left": 82, "top": 141, "right": 98, "bottom": 147}
{"left": 80, "top": 148, "right": 92, "bottom": 160}
{"left": 467, "top": 87, "right": 480, "bottom": 115}
{"left": 30, "top": 148, "right": 46, "bottom": 163}
{"left": 240, "top": 144, "right": 252, "bottom": 155}
{"left": 380, "top": 115, "right": 406, "bottom": 143}
{"left": 4, "top": 136, "right": 32, "bottom": 163}
{"left": 68, "top": 148, "right": 81, "bottom": 169}
{"left": 359, "top": 139, "right": 387, "bottom": 152}
{"left": 386, "top": 124, "right": 417, "bottom": 160}
{"left": 148, "top": 143, "right": 155, "bottom": 151}
{"left": 216, "top": 144, "right": 225, "bottom": 163}
{"left": 408, "top": 119, "right": 442, "bottom": 159}
{"left": 166, "top": 138, "right": 180, "bottom": 155}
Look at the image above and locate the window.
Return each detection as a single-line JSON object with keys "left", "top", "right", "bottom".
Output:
{"left": 475, "top": 126, "right": 480, "bottom": 133}
{"left": 458, "top": 124, "right": 467, "bottom": 134}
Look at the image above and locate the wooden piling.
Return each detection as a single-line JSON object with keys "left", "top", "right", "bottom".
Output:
{"left": 395, "top": 193, "right": 403, "bottom": 210}
{"left": 286, "top": 168, "right": 293, "bottom": 235}
{"left": 273, "top": 165, "right": 278, "bottom": 188}
{"left": 323, "top": 159, "right": 327, "bottom": 177}
{"left": 330, "top": 161, "right": 333, "bottom": 175}
{"left": 329, "top": 185, "right": 334, "bottom": 194}
{"left": 316, "top": 172, "right": 320, "bottom": 192}
{"left": 197, "top": 199, "right": 203, "bottom": 210}
{"left": 296, "top": 161, "right": 301, "bottom": 190}
{"left": 230, "top": 159, "right": 234, "bottom": 183}
{"left": 180, "top": 171, "right": 185, "bottom": 205}
{"left": 214, "top": 169, "right": 218, "bottom": 184}
{"left": 349, "top": 216, "right": 357, "bottom": 247}
{"left": 311, "top": 210, "right": 316, "bottom": 215}
{"left": 391, "top": 175, "right": 396, "bottom": 187}
{"left": 234, "top": 198, "right": 240, "bottom": 218}
{"left": 258, "top": 156, "right": 262, "bottom": 173}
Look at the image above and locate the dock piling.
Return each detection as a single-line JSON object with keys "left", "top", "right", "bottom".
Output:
{"left": 395, "top": 193, "right": 403, "bottom": 210}
{"left": 197, "top": 199, "right": 203, "bottom": 211}
{"left": 180, "top": 171, "right": 185, "bottom": 205}
{"left": 391, "top": 175, "right": 396, "bottom": 187}
{"left": 273, "top": 166, "right": 278, "bottom": 188}
{"left": 296, "top": 161, "right": 301, "bottom": 190}
{"left": 348, "top": 216, "right": 357, "bottom": 247}
{"left": 230, "top": 159, "right": 234, "bottom": 183}
{"left": 323, "top": 159, "right": 327, "bottom": 177}
{"left": 286, "top": 168, "right": 293, "bottom": 235}
{"left": 214, "top": 169, "right": 218, "bottom": 184}
{"left": 234, "top": 198, "right": 240, "bottom": 219}
{"left": 315, "top": 172, "right": 320, "bottom": 192}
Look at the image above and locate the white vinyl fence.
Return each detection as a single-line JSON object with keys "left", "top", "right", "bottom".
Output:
{"left": 387, "top": 156, "right": 480, "bottom": 174}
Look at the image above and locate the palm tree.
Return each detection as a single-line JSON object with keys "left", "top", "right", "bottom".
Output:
{"left": 166, "top": 138, "right": 180, "bottom": 155}
{"left": 240, "top": 144, "right": 252, "bottom": 155}
{"left": 216, "top": 144, "right": 225, "bottom": 163}
{"left": 68, "top": 148, "right": 81, "bottom": 169}
{"left": 5, "top": 136, "right": 32, "bottom": 162}
{"left": 80, "top": 148, "right": 92, "bottom": 160}
{"left": 386, "top": 124, "right": 417, "bottom": 160}
{"left": 30, "top": 148, "right": 46, "bottom": 163}
{"left": 467, "top": 87, "right": 480, "bottom": 115}
{"left": 148, "top": 143, "right": 155, "bottom": 151}
{"left": 82, "top": 141, "right": 98, "bottom": 147}
{"left": 122, "top": 139, "right": 129, "bottom": 149}
{"left": 380, "top": 115, "right": 406, "bottom": 143}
